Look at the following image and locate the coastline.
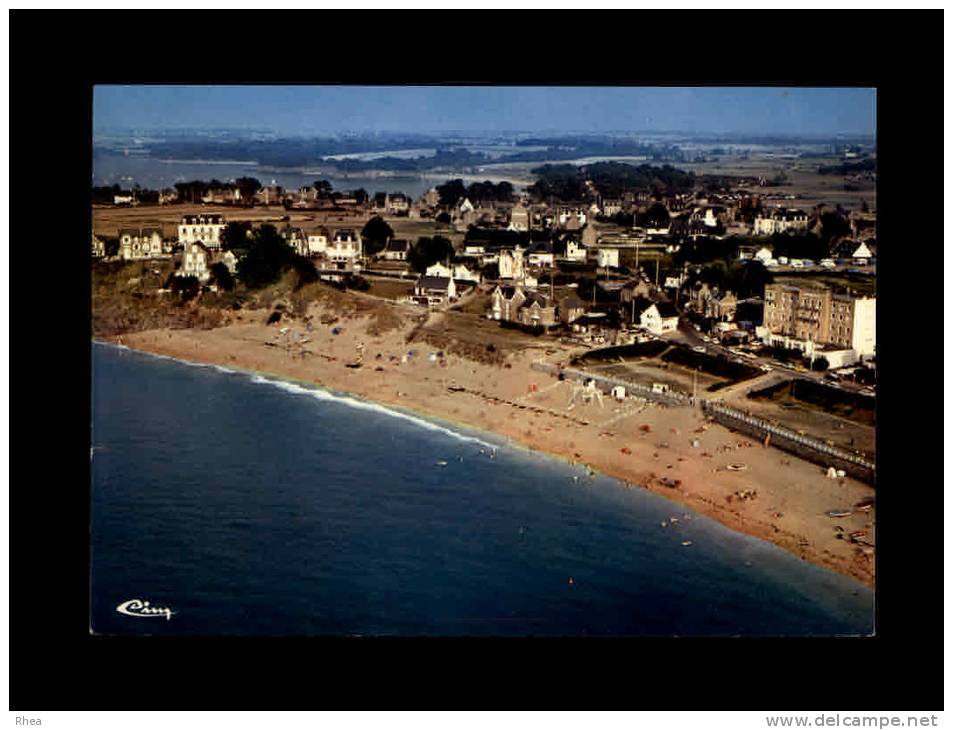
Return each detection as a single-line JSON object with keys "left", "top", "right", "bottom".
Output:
{"left": 101, "top": 306, "right": 875, "bottom": 588}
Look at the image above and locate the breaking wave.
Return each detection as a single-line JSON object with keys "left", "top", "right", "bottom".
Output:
{"left": 249, "top": 374, "right": 496, "bottom": 448}
{"left": 93, "top": 340, "right": 497, "bottom": 450}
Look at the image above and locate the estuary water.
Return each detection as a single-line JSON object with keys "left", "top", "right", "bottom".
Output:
{"left": 90, "top": 343, "right": 874, "bottom": 636}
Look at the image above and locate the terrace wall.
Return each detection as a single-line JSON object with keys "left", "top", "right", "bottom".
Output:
{"left": 701, "top": 400, "right": 875, "bottom": 485}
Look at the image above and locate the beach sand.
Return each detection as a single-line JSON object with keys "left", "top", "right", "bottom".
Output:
{"left": 115, "top": 300, "right": 876, "bottom": 588}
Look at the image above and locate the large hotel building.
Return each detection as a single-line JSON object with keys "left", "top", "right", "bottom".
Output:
{"left": 763, "top": 282, "right": 876, "bottom": 360}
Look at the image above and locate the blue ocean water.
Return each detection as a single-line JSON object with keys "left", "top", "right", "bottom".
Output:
{"left": 90, "top": 343, "right": 874, "bottom": 636}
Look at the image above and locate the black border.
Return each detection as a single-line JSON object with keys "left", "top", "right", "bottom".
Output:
{"left": 9, "top": 9, "right": 943, "bottom": 711}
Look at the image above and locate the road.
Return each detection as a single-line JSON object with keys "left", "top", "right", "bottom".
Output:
{"left": 670, "top": 318, "right": 874, "bottom": 398}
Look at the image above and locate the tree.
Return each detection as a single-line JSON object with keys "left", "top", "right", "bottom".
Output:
{"left": 350, "top": 188, "right": 369, "bottom": 205}
{"left": 174, "top": 180, "right": 208, "bottom": 204}
{"left": 290, "top": 255, "right": 318, "bottom": 289}
{"left": 467, "top": 180, "right": 514, "bottom": 202}
{"left": 640, "top": 202, "right": 671, "bottom": 229}
{"left": 436, "top": 179, "right": 468, "bottom": 207}
{"left": 209, "top": 262, "right": 235, "bottom": 292}
{"left": 408, "top": 236, "right": 454, "bottom": 273}
{"left": 235, "top": 177, "right": 261, "bottom": 204}
{"left": 729, "top": 260, "right": 773, "bottom": 299}
{"left": 818, "top": 212, "right": 852, "bottom": 243}
{"left": 770, "top": 233, "right": 828, "bottom": 262}
{"left": 221, "top": 221, "right": 253, "bottom": 252}
{"left": 361, "top": 216, "right": 394, "bottom": 257}
{"left": 313, "top": 180, "right": 334, "bottom": 198}
{"left": 170, "top": 275, "right": 200, "bottom": 301}
{"left": 481, "top": 262, "right": 500, "bottom": 280}
{"left": 236, "top": 224, "right": 295, "bottom": 289}
{"left": 435, "top": 211, "right": 451, "bottom": 225}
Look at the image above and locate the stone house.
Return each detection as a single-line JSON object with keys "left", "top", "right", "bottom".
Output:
{"left": 414, "top": 275, "right": 457, "bottom": 306}
{"left": 489, "top": 284, "right": 526, "bottom": 322}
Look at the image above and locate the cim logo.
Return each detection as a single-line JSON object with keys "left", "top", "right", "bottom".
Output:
{"left": 116, "top": 598, "right": 174, "bottom": 621}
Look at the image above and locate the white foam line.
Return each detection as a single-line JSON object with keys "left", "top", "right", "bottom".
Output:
{"left": 95, "top": 341, "right": 241, "bottom": 375}
{"left": 249, "top": 374, "right": 496, "bottom": 449}
{"left": 95, "top": 340, "right": 497, "bottom": 449}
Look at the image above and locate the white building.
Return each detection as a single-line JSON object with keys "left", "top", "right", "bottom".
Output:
{"left": 328, "top": 229, "right": 362, "bottom": 265}
{"left": 557, "top": 208, "right": 587, "bottom": 228}
{"left": 588, "top": 247, "right": 620, "bottom": 269}
{"left": 119, "top": 227, "right": 164, "bottom": 260}
{"left": 852, "top": 241, "right": 874, "bottom": 263}
{"left": 639, "top": 301, "right": 679, "bottom": 335}
{"left": 414, "top": 275, "right": 457, "bottom": 306}
{"left": 851, "top": 297, "right": 876, "bottom": 358}
{"left": 178, "top": 214, "right": 226, "bottom": 250}
{"left": 753, "top": 208, "right": 809, "bottom": 236}
{"left": 498, "top": 246, "right": 525, "bottom": 280}
{"left": 425, "top": 261, "right": 480, "bottom": 283}
{"left": 382, "top": 239, "right": 410, "bottom": 261}
{"left": 425, "top": 261, "right": 453, "bottom": 278}
{"left": 563, "top": 239, "right": 587, "bottom": 262}
{"left": 509, "top": 203, "right": 529, "bottom": 232}
{"left": 527, "top": 251, "right": 555, "bottom": 268}
{"left": 222, "top": 250, "right": 238, "bottom": 274}
{"left": 282, "top": 227, "right": 309, "bottom": 256}
{"left": 306, "top": 228, "right": 330, "bottom": 255}
{"left": 179, "top": 242, "right": 212, "bottom": 281}
{"left": 91, "top": 233, "right": 106, "bottom": 259}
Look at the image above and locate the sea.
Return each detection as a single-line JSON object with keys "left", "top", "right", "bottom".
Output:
{"left": 92, "top": 154, "right": 440, "bottom": 200}
{"left": 91, "top": 151, "right": 533, "bottom": 201}
{"left": 90, "top": 342, "right": 874, "bottom": 636}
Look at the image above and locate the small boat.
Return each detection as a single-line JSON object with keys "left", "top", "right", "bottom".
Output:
{"left": 435, "top": 460, "right": 448, "bottom": 466}
{"left": 826, "top": 510, "right": 853, "bottom": 518}
{"left": 681, "top": 541, "right": 693, "bottom": 547}
{"left": 726, "top": 463, "right": 748, "bottom": 471}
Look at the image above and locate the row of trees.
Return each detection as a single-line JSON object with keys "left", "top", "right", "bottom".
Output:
{"left": 528, "top": 162, "right": 697, "bottom": 202}
{"left": 436, "top": 179, "right": 515, "bottom": 207}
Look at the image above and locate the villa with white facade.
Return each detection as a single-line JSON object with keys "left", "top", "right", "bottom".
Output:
{"left": 178, "top": 214, "right": 226, "bottom": 250}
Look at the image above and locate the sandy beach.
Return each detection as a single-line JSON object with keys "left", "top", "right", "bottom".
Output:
{"left": 114, "top": 299, "right": 876, "bottom": 588}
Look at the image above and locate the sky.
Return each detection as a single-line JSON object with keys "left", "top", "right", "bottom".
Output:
{"left": 94, "top": 86, "right": 876, "bottom": 137}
